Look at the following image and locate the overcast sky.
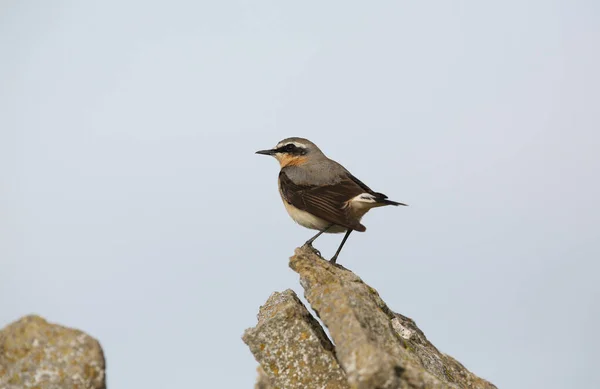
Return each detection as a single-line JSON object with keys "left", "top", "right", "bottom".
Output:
{"left": 1, "top": 1, "right": 599, "bottom": 388}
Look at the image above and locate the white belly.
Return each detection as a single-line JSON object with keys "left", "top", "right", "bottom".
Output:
{"left": 282, "top": 200, "right": 347, "bottom": 233}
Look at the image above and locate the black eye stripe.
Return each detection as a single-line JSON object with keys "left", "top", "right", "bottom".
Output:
{"left": 276, "top": 143, "right": 308, "bottom": 155}
{"left": 278, "top": 144, "right": 296, "bottom": 151}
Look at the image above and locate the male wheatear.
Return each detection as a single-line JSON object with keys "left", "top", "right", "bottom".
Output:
{"left": 256, "top": 137, "right": 406, "bottom": 264}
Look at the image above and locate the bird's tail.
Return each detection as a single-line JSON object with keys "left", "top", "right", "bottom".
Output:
{"left": 370, "top": 191, "right": 407, "bottom": 206}
{"left": 379, "top": 199, "right": 407, "bottom": 206}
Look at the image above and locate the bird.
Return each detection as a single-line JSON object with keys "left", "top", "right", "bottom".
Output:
{"left": 256, "top": 137, "right": 406, "bottom": 264}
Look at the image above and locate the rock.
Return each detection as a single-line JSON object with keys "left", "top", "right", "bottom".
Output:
{"left": 244, "top": 246, "right": 496, "bottom": 389}
{"left": 0, "top": 315, "right": 106, "bottom": 389}
{"left": 243, "top": 290, "right": 349, "bottom": 389}
{"left": 254, "top": 366, "right": 273, "bottom": 389}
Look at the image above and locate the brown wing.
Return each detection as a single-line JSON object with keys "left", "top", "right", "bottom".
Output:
{"left": 279, "top": 171, "right": 366, "bottom": 231}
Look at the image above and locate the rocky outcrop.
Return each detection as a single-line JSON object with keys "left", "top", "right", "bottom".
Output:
{"left": 244, "top": 246, "right": 496, "bottom": 389}
{"left": 0, "top": 315, "right": 106, "bottom": 389}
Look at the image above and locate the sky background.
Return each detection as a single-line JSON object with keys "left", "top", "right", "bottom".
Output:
{"left": 1, "top": 1, "right": 599, "bottom": 388}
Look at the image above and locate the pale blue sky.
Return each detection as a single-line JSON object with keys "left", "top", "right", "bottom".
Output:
{"left": 1, "top": 1, "right": 599, "bottom": 388}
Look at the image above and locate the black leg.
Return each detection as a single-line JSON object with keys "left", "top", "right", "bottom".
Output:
{"left": 330, "top": 229, "right": 352, "bottom": 264}
{"left": 304, "top": 224, "right": 333, "bottom": 246}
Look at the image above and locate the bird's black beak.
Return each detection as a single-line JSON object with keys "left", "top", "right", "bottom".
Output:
{"left": 255, "top": 149, "right": 276, "bottom": 156}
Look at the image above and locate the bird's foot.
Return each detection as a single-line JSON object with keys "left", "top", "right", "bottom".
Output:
{"left": 302, "top": 242, "right": 322, "bottom": 257}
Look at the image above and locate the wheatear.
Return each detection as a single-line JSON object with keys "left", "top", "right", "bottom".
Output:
{"left": 256, "top": 137, "right": 406, "bottom": 264}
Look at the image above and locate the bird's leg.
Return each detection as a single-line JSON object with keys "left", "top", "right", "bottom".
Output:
{"left": 304, "top": 225, "right": 332, "bottom": 246}
{"left": 330, "top": 229, "right": 353, "bottom": 264}
{"left": 303, "top": 225, "right": 333, "bottom": 256}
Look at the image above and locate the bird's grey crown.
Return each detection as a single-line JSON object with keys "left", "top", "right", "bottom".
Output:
{"left": 276, "top": 137, "right": 320, "bottom": 151}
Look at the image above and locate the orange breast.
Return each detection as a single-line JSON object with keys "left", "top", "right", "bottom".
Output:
{"left": 277, "top": 155, "right": 308, "bottom": 168}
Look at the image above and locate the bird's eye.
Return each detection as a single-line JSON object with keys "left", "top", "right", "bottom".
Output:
{"left": 285, "top": 144, "right": 296, "bottom": 152}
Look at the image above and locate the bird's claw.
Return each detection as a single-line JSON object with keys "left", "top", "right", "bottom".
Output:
{"left": 302, "top": 242, "right": 321, "bottom": 257}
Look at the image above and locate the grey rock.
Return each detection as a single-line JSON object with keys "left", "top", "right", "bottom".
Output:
{"left": 244, "top": 246, "right": 496, "bottom": 389}
{"left": 254, "top": 366, "right": 273, "bottom": 389}
{"left": 290, "top": 246, "right": 496, "bottom": 389}
{"left": 0, "top": 315, "right": 106, "bottom": 389}
{"left": 243, "top": 289, "right": 349, "bottom": 389}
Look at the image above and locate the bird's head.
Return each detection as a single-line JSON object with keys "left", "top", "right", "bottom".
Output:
{"left": 256, "top": 137, "right": 323, "bottom": 167}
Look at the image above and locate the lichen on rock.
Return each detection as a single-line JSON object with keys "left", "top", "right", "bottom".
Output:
{"left": 243, "top": 289, "right": 349, "bottom": 389}
{"left": 0, "top": 315, "right": 106, "bottom": 389}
